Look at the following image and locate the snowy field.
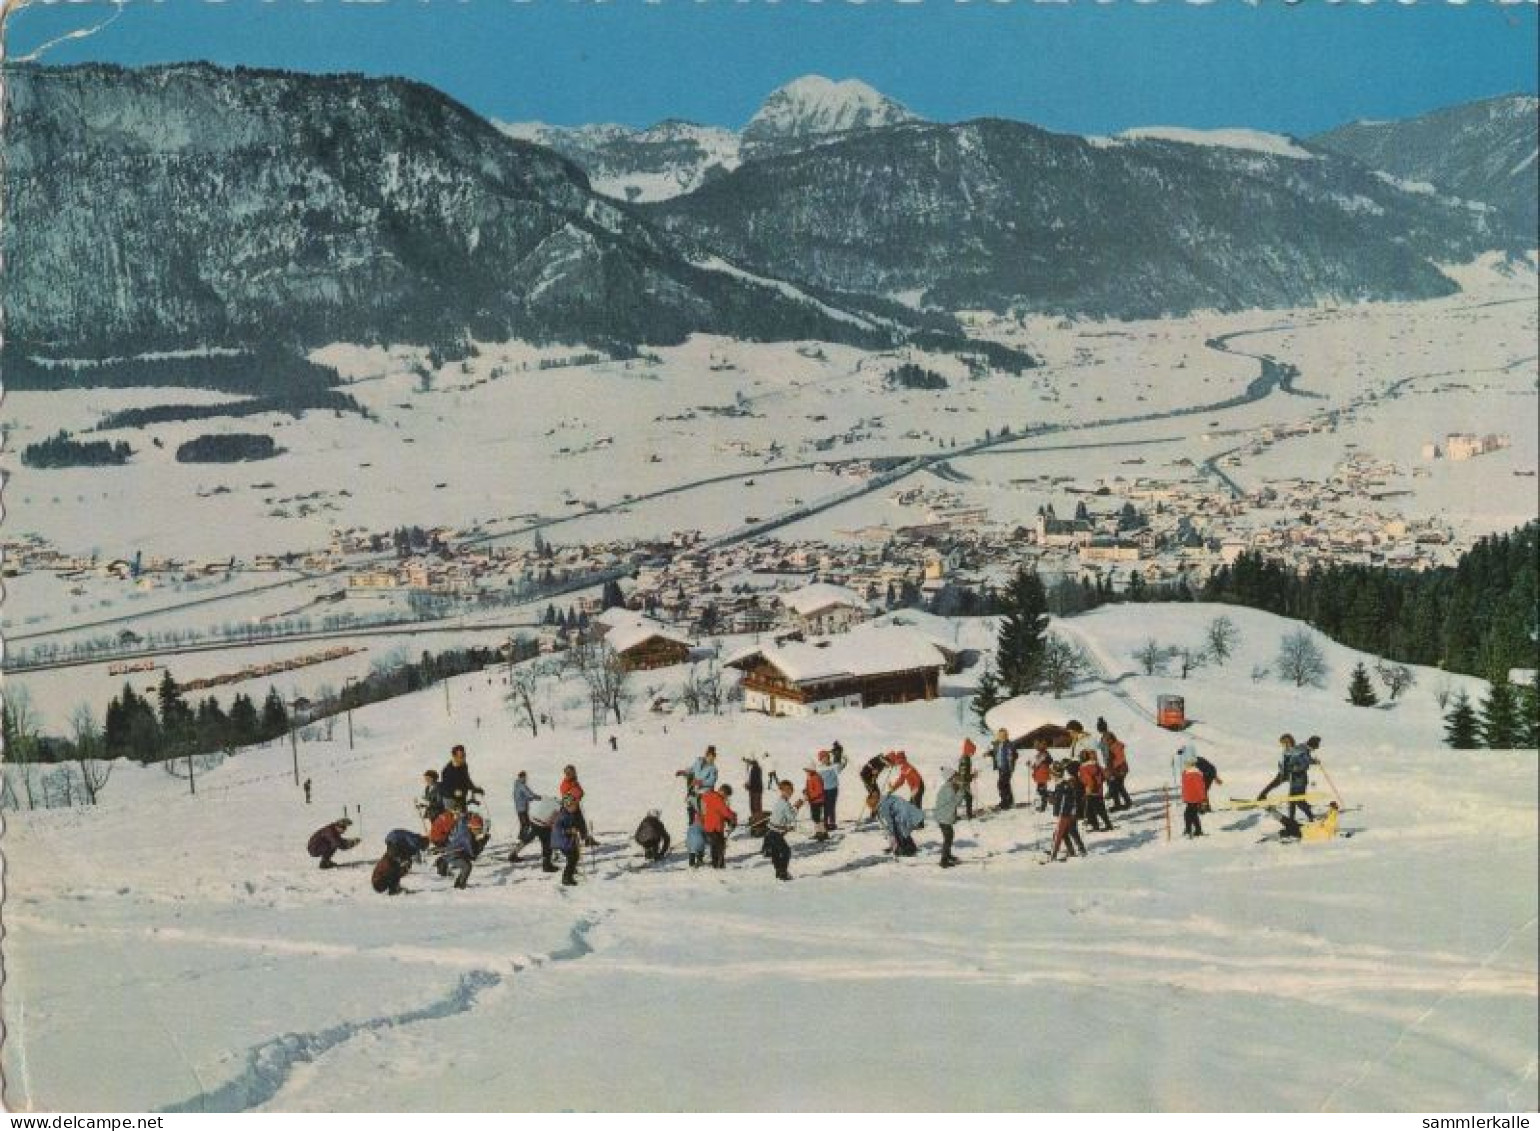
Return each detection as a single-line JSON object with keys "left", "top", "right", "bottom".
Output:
{"left": 3, "top": 605, "right": 1535, "bottom": 1112}
{"left": 3, "top": 257, "right": 1533, "bottom": 568}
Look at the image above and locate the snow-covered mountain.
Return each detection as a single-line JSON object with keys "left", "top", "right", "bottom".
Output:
{"left": 740, "top": 74, "right": 918, "bottom": 157}
{"left": 646, "top": 116, "right": 1516, "bottom": 317}
{"left": 495, "top": 75, "right": 919, "bottom": 202}
{"left": 495, "top": 118, "right": 741, "bottom": 202}
{"left": 1310, "top": 94, "right": 1539, "bottom": 238}
{"left": 2, "top": 63, "right": 950, "bottom": 373}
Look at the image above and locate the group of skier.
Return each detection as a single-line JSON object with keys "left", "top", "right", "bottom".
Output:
{"left": 308, "top": 715, "right": 1338, "bottom": 893}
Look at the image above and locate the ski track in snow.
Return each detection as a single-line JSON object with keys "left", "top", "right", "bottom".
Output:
{"left": 157, "top": 913, "right": 606, "bottom": 1113}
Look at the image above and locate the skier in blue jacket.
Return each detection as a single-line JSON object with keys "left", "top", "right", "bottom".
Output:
{"left": 435, "top": 812, "right": 487, "bottom": 890}
{"left": 1258, "top": 733, "right": 1318, "bottom": 821}
{"left": 552, "top": 795, "right": 583, "bottom": 887}
{"left": 877, "top": 793, "right": 924, "bottom": 857}
{"left": 816, "top": 747, "right": 846, "bottom": 833}
{"left": 512, "top": 770, "right": 540, "bottom": 840}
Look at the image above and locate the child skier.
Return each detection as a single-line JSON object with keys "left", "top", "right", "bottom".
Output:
{"left": 1030, "top": 740, "right": 1054, "bottom": 812}
{"left": 816, "top": 747, "right": 845, "bottom": 832}
{"left": 699, "top": 784, "right": 738, "bottom": 869}
{"left": 510, "top": 793, "right": 560, "bottom": 871}
{"left": 512, "top": 770, "right": 540, "bottom": 840}
{"left": 876, "top": 792, "right": 924, "bottom": 857}
{"left": 1046, "top": 764, "right": 1086, "bottom": 862}
{"left": 633, "top": 810, "right": 672, "bottom": 862}
{"left": 765, "top": 778, "right": 804, "bottom": 881}
{"left": 559, "top": 765, "right": 599, "bottom": 847}
{"left": 1181, "top": 754, "right": 1209, "bottom": 837}
{"left": 991, "top": 729, "right": 1018, "bottom": 811}
{"left": 434, "top": 811, "right": 488, "bottom": 890}
{"left": 307, "top": 818, "right": 358, "bottom": 869}
{"left": 552, "top": 795, "right": 583, "bottom": 886}
{"left": 1099, "top": 719, "right": 1132, "bottom": 811}
{"left": 933, "top": 767, "right": 963, "bottom": 868}
{"left": 957, "top": 737, "right": 977, "bottom": 819}
{"left": 1078, "top": 750, "right": 1114, "bottom": 832}
{"left": 371, "top": 829, "right": 429, "bottom": 895}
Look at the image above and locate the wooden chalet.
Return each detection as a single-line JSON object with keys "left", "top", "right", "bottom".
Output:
{"left": 605, "top": 619, "right": 693, "bottom": 671}
{"left": 725, "top": 627, "right": 946, "bottom": 717}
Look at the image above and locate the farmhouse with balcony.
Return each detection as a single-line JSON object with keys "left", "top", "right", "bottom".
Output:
{"left": 725, "top": 627, "right": 946, "bottom": 717}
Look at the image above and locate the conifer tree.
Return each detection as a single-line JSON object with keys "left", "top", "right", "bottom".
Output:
{"left": 1478, "top": 676, "right": 1518, "bottom": 749}
{"left": 1347, "top": 661, "right": 1379, "bottom": 707}
{"left": 996, "top": 567, "right": 1049, "bottom": 696}
{"left": 259, "top": 687, "right": 288, "bottom": 742}
{"left": 1516, "top": 680, "right": 1540, "bottom": 750}
{"left": 971, "top": 664, "right": 1004, "bottom": 734}
{"left": 1444, "top": 691, "right": 1480, "bottom": 750}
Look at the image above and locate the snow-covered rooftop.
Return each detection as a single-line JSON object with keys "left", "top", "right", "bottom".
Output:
{"left": 725, "top": 624, "right": 945, "bottom": 683}
{"left": 779, "top": 581, "right": 872, "bottom": 617}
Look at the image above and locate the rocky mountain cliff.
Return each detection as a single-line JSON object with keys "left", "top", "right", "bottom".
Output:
{"left": 495, "top": 75, "right": 921, "bottom": 202}
{"left": 0, "top": 63, "right": 920, "bottom": 370}
{"left": 647, "top": 117, "right": 1520, "bottom": 317}
{"left": 1310, "top": 94, "right": 1538, "bottom": 238}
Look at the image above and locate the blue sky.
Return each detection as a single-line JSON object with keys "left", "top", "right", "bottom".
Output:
{"left": 7, "top": 0, "right": 1537, "bottom": 136}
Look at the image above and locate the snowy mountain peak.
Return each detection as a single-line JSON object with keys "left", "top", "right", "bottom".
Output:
{"left": 743, "top": 75, "right": 917, "bottom": 147}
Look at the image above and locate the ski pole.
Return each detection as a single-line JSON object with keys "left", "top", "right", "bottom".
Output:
{"left": 1316, "top": 759, "right": 1345, "bottom": 807}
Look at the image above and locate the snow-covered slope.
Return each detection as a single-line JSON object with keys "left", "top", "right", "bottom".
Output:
{"left": 2, "top": 604, "right": 1535, "bottom": 1111}
{"left": 1117, "top": 126, "right": 1317, "bottom": 160}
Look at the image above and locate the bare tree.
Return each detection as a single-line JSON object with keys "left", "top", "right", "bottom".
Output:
{"left": 1275, "top": 630, "right": 1329, "bottom": 689}
{"left": 1040, "top": 634, "right": 1091, "bottom": 698}
{"left": 1251, "top": 664, "right": 1271, "bottom": 684}
{"left": 1204, "top": 615, "right": 1240, "bottom": 666}
{"left": 507, "top": 660, "right": 548, "bottom": 737}
{"left": 679, "top": 661, "right": 727, "bottom": 716}
{"left": 1431, "top": 674, "right": 1455, "bottom": 711}
{"left": 573, "top": 642, "right": 632, "bottom": 739}
{"left": 70, "top": 703, "right": 113, "bottom": 805}
{"left": 1375, "top": 661, "right": 1417, "bottom": 702}
{"left": 1175, "top": 645, "right": 1209, "bottom": 680}
{"left": 1133, "top": 638, "right": 1170, "bottom": 676}
{"left": 3, "top": 685, "right": 41, "bottom": 810}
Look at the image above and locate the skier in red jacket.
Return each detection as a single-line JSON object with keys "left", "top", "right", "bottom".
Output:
{"left": 559, "top": 765, "right": 599, "bottom": 847}
{"left": 1078, "top": 751, "right": 1114, "bottom": 832}
{"left": 699, "top": 784, "right": 738, "bottom": 869}
{"left": 886, "top": 751, "right": 925, "bottom": 809}
{"left": 1181, "top": 757, "right": 1209, "bottom": 837}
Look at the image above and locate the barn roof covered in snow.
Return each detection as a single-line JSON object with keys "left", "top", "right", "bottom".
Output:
{"left": 725, "top": 625, "right": 944, "bottom": 684}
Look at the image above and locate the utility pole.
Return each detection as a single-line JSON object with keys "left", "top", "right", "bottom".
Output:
{"left": 289, "top": 708, "right": 300, "bottom": 787}
{"left": 343, "top": 676, "right": 358, "bottom": 751}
